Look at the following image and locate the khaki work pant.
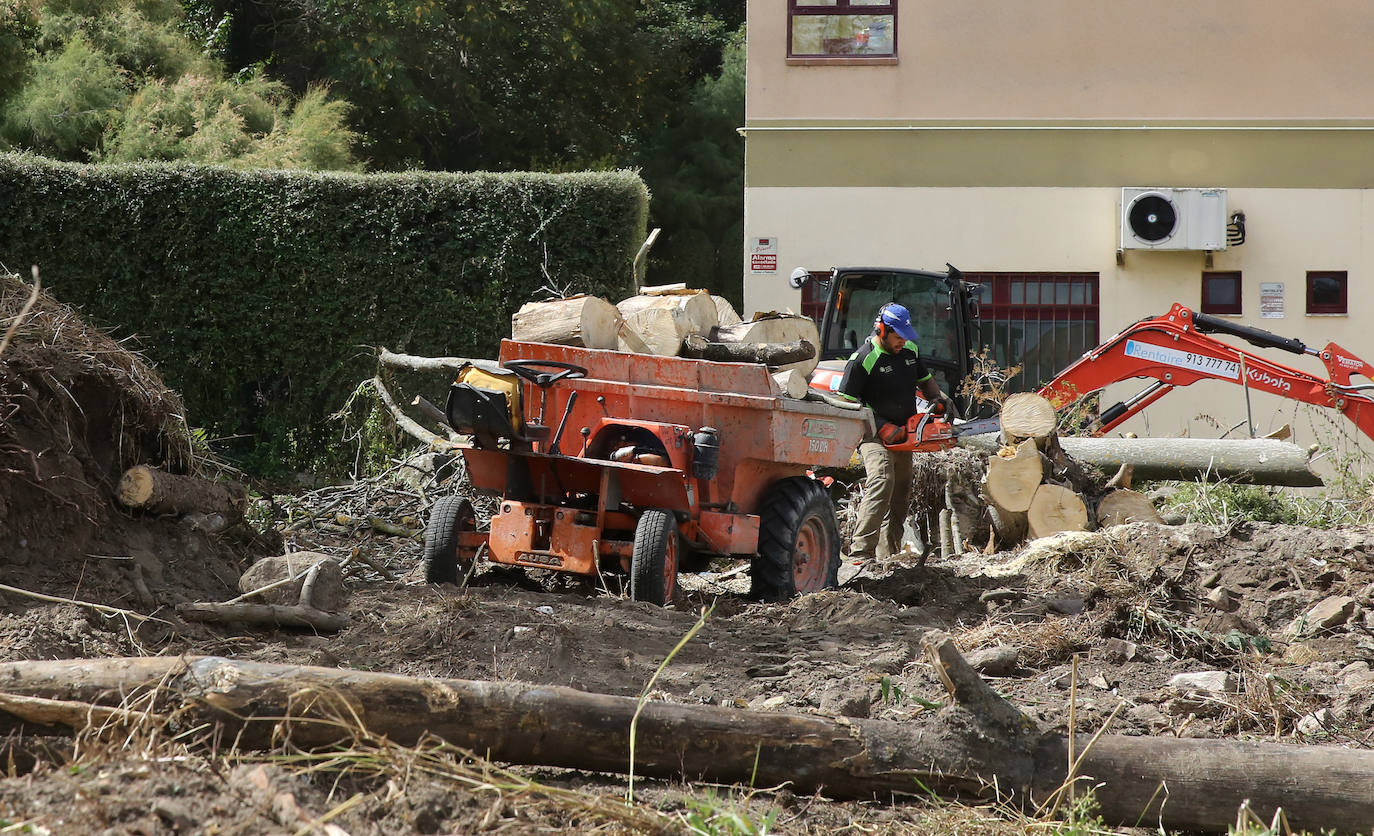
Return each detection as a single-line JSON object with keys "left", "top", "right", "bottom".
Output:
{"left": 849, "top": 439, "right": 914, "bottom": 561}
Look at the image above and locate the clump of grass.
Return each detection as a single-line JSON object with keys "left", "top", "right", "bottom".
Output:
{"left": 1160, "top": 476, "right": 1374, "bottom": 530}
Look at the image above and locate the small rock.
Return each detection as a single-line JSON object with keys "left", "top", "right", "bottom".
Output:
{"left": 819, "top": 691, "right": 871, "bottom": 719}
{"left": 1099, "top": 638, "right": 1139, "bottom": 665}
{"left": 1046, "top": 594, "right": 1085, "bottom": 616}
{"left": 1128, "top": 703, "right": 1166, "bottom": 726}
{"left": 1297, "top": 708, "right": 1337, "bottom": 737}
{"left": 966, "top": 645, "right": 1019, "bottom": 677}
{"left": 1197, "top": 570, "right": 1222, "bottom": 589}
{"left": 1204, "top": 587, "right": 1240, "bottom": 613}
{"left": 751, "top": 695, "right": 789, "bottom": 709}
{"left": 154, "top": 800, "right": 194, "bottom": 831}
{"left": 238, "top": 552, "right": 345, "bottom": 610}
{"left": 1338, "top": 661, "right": 1374, "bottom": 690}
{"left": 1087, "top": 673, "right": 1113, "bottom": 690}
{"left": 1287, "top": 595, "right": 1358, "bottom": 637}
{"left": 1168, "top": 671, "right": 1237, "bottom": 694}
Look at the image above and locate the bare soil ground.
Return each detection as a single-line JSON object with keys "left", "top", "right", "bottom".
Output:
{"left": 4, "top": 275, "right": 1374, "bottom": 834}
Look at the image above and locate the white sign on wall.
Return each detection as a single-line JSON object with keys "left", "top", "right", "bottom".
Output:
{"left": 1260, "top": 282, "right": 1285, "bottom": 319}
{"left": 750, "top": 236, "right": 778, "bottom": 273}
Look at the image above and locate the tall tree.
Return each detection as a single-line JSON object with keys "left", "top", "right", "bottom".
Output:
{"left": 636, "top": 28, "right": 744, "bottom": 304}
{"left": 195, "top": 0, "right": 733, "bottom": 172}
{"left": 1, "top": 0, "right": 358, "bottom": 168}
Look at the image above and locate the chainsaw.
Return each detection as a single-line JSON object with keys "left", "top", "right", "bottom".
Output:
{"left": 877, "top": 405, "right": 1000, "bottom": 453}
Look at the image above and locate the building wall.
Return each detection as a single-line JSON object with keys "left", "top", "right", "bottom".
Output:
{"left": 742, "top": 2, "right": 1374, "bottom": 460}
{"left": 748, "top": 1, "right": 1374, "bottom": 122}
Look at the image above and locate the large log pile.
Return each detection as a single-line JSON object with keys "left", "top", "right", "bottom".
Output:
{"left": 981, "top": 394, "right": 1162, "bottom": 549}
{"left": 512, "top": 288, "right": 819, "bottom": 395}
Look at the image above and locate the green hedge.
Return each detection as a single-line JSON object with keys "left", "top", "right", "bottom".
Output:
{"left": 0, "top": 154, "right": 646, "bottom": 470}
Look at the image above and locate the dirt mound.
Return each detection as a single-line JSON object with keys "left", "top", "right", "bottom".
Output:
{"left": 0, "top": 272, "right": 262, "bottom": 615}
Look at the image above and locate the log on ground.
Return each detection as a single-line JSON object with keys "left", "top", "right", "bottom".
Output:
{"left": 1096, "top": 488, "right": 1165, "bottom": 527}
{"left": 116, "top": 466, "right": 246, "bottom": 518}
{"left": 959, "top": 435, "right": 1323, "bottom": 487}
{"left": 0, "top": 655, "right": 1370, "bottom": 833}
{"left": 1026, "top": 483, "right": 1088, "bottom": 539}
{"left": 983, "top": 438, "right": 1044, "bottom": 514}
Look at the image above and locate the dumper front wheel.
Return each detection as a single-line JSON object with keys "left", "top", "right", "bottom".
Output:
{"left": 631, "top": 509, "right": 679, "bottom": 606}
{"left": 752, "top": 477, "right": 840, "bottom": 602}
{"left": 424, "top": 496, "right": 477, "bottom": 584}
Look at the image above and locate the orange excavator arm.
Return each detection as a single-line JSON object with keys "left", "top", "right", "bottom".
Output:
{"left": 1037, "top": 303, "right": 1374, "bottom": 439}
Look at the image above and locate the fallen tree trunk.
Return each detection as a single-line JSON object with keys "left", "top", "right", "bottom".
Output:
{"left": 0, "top": 655, "right": 1371, "bottom": 833}
{"left": 960, "top": 435, "right": 1323, "bottom": 487}
{"left": 679, "top": 334, "right": 816, "bottom": 367}
{"left": 175, "top": 603, "right": 349, "bottom": 632}
{"left": 116, "top": 466, "right": 246, "bottom": 519}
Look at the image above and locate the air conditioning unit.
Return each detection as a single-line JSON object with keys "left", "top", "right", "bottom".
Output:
{"left": 1120, "top": 187, "right": 1228, "bottom": 251}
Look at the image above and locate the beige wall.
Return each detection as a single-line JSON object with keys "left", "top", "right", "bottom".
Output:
{"left": 748, "top": 1, "right": 1374, "bottom": 122}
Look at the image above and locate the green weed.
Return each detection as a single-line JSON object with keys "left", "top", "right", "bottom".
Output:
{"left": 681, "top": 790, "right": 778, "bottom": 836}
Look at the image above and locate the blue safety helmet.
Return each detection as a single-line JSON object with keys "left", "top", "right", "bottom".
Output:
{"left": 876, "top": 303, "right": 920, "bottom": 343}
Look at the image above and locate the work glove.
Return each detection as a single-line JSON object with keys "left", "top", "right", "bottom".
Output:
{"left": 877, "top": 422, "right": 908, "bottom": 446}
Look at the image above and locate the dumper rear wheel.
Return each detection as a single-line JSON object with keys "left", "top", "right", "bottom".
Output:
{"left": 424, "top": 496, "right": 477, "bottom": 584}
{"left": 631, "top": 509, "right": 679, "bottom": 606}
{"left": 752, "top": 477, "right": 840, "bottom": 601}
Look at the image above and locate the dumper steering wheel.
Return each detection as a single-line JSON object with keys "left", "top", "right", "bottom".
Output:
{"left": 504, "top": 359, "right": 588, "bottom": 389}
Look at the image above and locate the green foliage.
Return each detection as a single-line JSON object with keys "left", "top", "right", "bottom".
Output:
{"left": 0, "top": 0, "right": 40, "bottom": 111}
{"left": 1161, "top": 480, "right": 1374, "bottom": 529}
{"left": 101, "top": 73, "right": 358, "bottom": 169}
{"left": 637, "top": 26, "right": 744, "bottom": 303}
{"left": 194, "top": 0, "right": 738, "bottom": 173}
{"left": 681, "top": 790, "right": 778, "bottom": 836}
{"left": 0, "top": 154, "right": 646, "bottom": 471}
{"left": 2, "top": 0, "right": 359, "bottom": 168}
{"left": 2, "top": 32, "right": 126, "bottom": 157}
{"left": 1046, "top": 790, "right": 1110, "bottom": 836}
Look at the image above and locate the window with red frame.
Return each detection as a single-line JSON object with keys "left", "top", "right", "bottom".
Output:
{"left": 963, "top": 273, "right": 1100, "bottom": 391}
{"left": 788, "top": 1, "right": 897, "bottom": 58}
{"left": 1201, "top": 272, "right": 1242, "bottom": 315}
{"left": 1307, "top": 271, "right": 1347, "bottom": 314}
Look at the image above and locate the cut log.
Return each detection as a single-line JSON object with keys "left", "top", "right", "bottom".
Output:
{"left": 1026, "top": 483, "right": 1088, "bottom": 539}
{"left": 770, "top": 369, "right": 810, "bottom": 399}
{"left": 679, "top": 334, "right": 817, "bottom": 367}
{"left": 175, "top": 603, "right": 348, "bottom": 632}
{"left": 959, "top": 435, "right": 1323, "bottom": 487}
{"left": 1096, "top": 489, "right": 1165, "bottom": 527}
{"left": 617, "top": 291, "right": 718, "bottom": 356}
{"left": 116, "top": 466, "right": 246, "bottom": 519}
{"left": 511, "top": 295, "right": 621, "bottom": 350}
{"left": 711, "top": 314, "right": 822, "bottom": 376}
{"left": 712, "top": 295, "right": 743, "bottom": 327}
{"left": 983, "top": 438, "right": 1044, "bottom": 514}
{"left": 999, "top": 392, "right": 1059, "bottom": 446}
{"left": 2, "top": 655, "right": 1372, "bottom": 834}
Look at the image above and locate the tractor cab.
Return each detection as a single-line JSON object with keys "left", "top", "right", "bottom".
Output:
{"left": 798, "top": 265, "right": 982, "bottom": 413}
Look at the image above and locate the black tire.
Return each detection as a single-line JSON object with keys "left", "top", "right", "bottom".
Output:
{"left": 751, "top": 477, "right": 841, "bottom": 602}
{"left": 630, "top": 509, "right": 679, "bottom": 606}
{"left": 424, "top": 496, "right": 477, "bottom": 584}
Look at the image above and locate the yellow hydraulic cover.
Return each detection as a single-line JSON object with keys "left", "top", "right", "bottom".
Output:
{"left": 456, "top": 364, "right": 522, "bottom": 431}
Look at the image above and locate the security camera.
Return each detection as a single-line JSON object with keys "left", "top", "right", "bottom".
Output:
{"left": 788, "top": 267, "right": 810, "bottom": 290}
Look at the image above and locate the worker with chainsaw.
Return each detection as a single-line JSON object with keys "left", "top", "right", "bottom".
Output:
{"left": 838, "top": 302, "right": 950, "bottom": 563}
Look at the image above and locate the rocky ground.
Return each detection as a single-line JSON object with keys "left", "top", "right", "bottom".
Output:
{"left": 4, "top": 274, "right": 1374, "bottom": 834}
